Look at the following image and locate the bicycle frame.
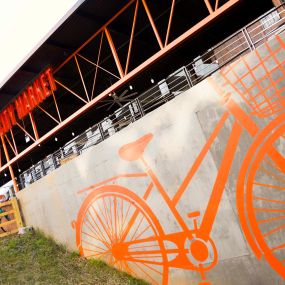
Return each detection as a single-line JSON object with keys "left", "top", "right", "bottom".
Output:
{"left": 74, "top": 95, "right": 285, "bottom": 285}
{"left": 125, "top": 100, "right": 246, "bottom": 236}
{"left": 76, "top": 95, "right": 259, "bottom": 271}
{"left": 74, "top": 36, "right": 285, "bottom": 283}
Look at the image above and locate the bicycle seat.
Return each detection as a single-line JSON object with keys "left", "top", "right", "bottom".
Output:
{"left": 119, "top": 133, "right": 153, "bottom": 161}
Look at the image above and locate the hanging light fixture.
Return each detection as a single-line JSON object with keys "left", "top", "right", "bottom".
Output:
{"left": 25, "top": 134, "right": 30, "bottom": 143}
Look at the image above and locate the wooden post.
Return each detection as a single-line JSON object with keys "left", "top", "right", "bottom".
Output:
{"left": 11, "top": 198, "right": 23, "bottom": 228}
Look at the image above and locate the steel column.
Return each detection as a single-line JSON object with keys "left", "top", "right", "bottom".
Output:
{"left": 29, "top": 113, "right": 39, "bottom": 141}
{"left": 105, "top": 27, "right": 125, "bottom": 78}
{"left": 91, "top": 32, "right": 104, "bottom": 100}
{"left": 204, "top": 0, "right": 214, "bottom": 14}
{"left": 10, "top": 130, "right": 18, "bottom": 155}
{"left": 125, "top": 0, "right": 139, "bottom": 74}
{"left": 165, "top": 0, "right": 175, "bottom": 46}
{"left": 141, "top": 0, "right": 164, "bottom": 49}
{"left": 74, "top": 55, "right": 90, "bottom": 102}
{"left": 1, "top": 136, "right": 19, "bottom": 192}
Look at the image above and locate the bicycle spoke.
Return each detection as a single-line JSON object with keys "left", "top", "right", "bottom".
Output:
{"left": 82, "top": 221, "right": 109, "bottom": 248}
{"left": 133, "top": 224, "right": 151, "bottom": 241}
{"left": 90, "top": 206, "right": 113, "bottom": 244}
{"left": 259, "top": 166, "right": 285, "bottom": 184}
{"left": 127, "top": 248, "right": 179, "bottom": 258}
{"left": 81, "top": 239, "right": 108, "bottom": 252}
{"left": 83, "top": 246, "right": 110, "bottom": 254}
{"left": 85, "top": 211, "right": 110, "bottom": 246}
{"left": 98, "top": 199, "right": 114, "bottom": 242}
{"left": 104, "top": 197, "right": 114, "bottom": 241}
{"left": 78, "top": 190, "right": 166, "bottom": 284}
{"left": 257, "top": 214, "right": 285, "bottom": 224}
{"left": 129, "top": 214, "right": 145, "bottom": 242}
{"left": 253, "top": 182, "right": 285, "bottom": 191}
{"left": 123, "top": 235, "right": 162, "bottom": 248}
{"left": 84, "top": 251, "right": 111, "bottom": 258}
{"left": 130, "top": 244, "right": 160, "bottom": 250}
{"left": 132, "top": 262, "right": 160, "bottom": 285}
{"left": 254, "top": 196, "right": 285, "bottom": 205}
{"left": 271, "top": 243, "right": 285, "bottom": 252}
{"left": 114, "top": 196, "right": 118, "bottom": 243}
{"left": 254, "top": 208, "right": 285, "bottom": 213}
{"left": 119, "top": 198, "right": 124, "bottom": 241}
{"left": 120, "top": 207, "right": 141, "bottom": 242}
{"left": 142, "top": 262, "right": 163, "bottom": 275}
{"left": 119, "top": 202, "right": 132, "bottom": 240}
{"left": 97, "top": 202, "right": 112, "bottom": 238}
{"left": 263, "top": 223, "right": 285, "bottom": 238}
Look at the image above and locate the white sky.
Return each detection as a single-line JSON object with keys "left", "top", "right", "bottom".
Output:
{"left": 0, "top": 0, "right": 85, "bottom": 89}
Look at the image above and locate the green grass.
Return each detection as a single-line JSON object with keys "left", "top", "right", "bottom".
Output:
{"left": 0, "top": 231, "right": 149, "bottom": 285}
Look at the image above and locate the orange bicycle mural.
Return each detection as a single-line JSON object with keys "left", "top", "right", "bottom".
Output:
{"left": 72, "top": 35, "right": 285, "bottom": 285}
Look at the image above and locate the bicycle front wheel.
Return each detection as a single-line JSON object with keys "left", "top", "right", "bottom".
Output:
{"left": 75, "top": 184, "right": 168, "bottom": 285}
{"left": 239, "top": 115, "right": 285, "bottom": 278}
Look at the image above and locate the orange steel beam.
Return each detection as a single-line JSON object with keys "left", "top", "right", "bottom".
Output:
{"left": 204, "top": 0, "right": 214, "bottom": 14}
{"left": 0, "top": 0, "right": 239, "bottom": 174}
{"left": 1, "top": 135, "right": 18, "bottom": 192}
{"left": 55, "top": 0, "right": 136, "bottom": 74}
{"left": 16, "top": 122, "right": 35, "bottom": 142}
{"left": 10, "top": 130, "right": 18, "bottom": 155}
{"left": 215, "top": 0, "right": 220, "bottom": 11}
{"left": 91, "top": 32, "right": 104, "bottom": 100}
{"left": 105, "top": 27, "right": 125, "bottom": 78}
{"left": 141, "top": 0, "right": 164, "bottom": 50}
{"left": 55, "top": 79, "right": 88, "bottom": 104}
{"left": 52, "top": 90, "right": 62, "bottom": 122}
{"left": 125, "top": 0, "right": 139, "bottom": 74}
{"left": 77, "top": 53, "right": 120, "bottom": 79}
{"left": 4, "top": 135, "right": 17, "bottom": 156}
{"left": 29, "top": 113, "right": 39, "bottom": 141}
{"left": 165, "top": 0, "right": 175, "bottom": 47}
{"left": 74, "top": 55, "right": 90, "bottom": 102}
{"left": 37, "top": 105, "right": 60, "bottom": 124}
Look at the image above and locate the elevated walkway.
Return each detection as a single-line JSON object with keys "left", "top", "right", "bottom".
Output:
{"left": 18, "top": 4, "right": 285, "bottom": 190}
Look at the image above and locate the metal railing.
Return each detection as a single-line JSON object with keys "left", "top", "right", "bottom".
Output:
{"left": 17, "top": 4, "right": 285, "bottom": 190}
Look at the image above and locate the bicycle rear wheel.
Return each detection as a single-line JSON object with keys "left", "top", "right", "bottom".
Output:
{"left": 75, "top": 185, "right": 168, "bottom": 285}
{"left": 239, "top": 115, "right": 285, "bottom": 278}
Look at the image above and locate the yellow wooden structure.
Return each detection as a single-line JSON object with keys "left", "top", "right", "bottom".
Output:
{"left": 0, "top": 198, "right": 23, "bottom": 238}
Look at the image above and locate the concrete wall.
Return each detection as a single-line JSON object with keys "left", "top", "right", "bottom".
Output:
{"left": 16, "top": 33, "right": 285, "bottom": 285}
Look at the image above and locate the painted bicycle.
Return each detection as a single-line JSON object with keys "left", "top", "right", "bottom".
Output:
{"left": 72, "top": 38, "right": 285, "bottom": 285}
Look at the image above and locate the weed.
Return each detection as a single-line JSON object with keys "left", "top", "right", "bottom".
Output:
{"left": 0, "top": 231, "right": 149, "bottom": 285}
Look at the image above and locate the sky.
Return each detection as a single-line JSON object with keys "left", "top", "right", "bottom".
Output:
{"left": 0, "top": 0, "right": 84, "bottom": 89}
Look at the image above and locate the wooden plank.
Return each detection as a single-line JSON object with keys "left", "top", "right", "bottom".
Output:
{"left": 11, "top": 198, "right": 23, "bottom": 228}
{"left": 0, "top": 210, "right": 15, "bottom": 218}
{"left": 0, "top": 229, "right": 18, "bottom": 238}
{"left": 0, "top": 200, "right": 12, "bottom": 207}
{"left": 0, "top": 219, "right": 16, "bottom": 228}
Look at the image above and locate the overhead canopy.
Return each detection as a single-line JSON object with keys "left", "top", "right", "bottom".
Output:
{"left": 0, "top": 0, "right": 275, "bottom": 187}
{"left": 0, "top": 0, "right": 273, "bottom": 112}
